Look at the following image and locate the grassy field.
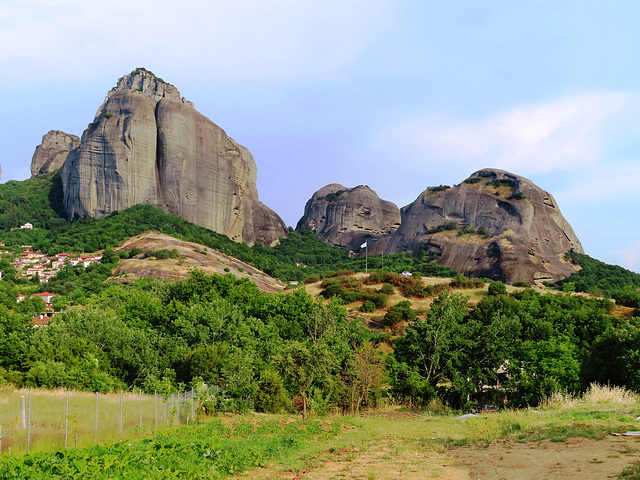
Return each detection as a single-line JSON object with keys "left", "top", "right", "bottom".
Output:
{"left": 2, "top": 385, "right": 640, "bottom": 479}
{"left": 0, "top": 386, "right": 193, "bottom": 456}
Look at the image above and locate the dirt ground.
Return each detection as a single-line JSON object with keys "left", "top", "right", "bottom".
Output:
{"left": 243, "top": 436, "right": 640, "bottom": 480}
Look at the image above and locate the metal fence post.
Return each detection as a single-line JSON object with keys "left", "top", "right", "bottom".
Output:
{"left": 27, "top": 390, "right": 31, "bottom": 453}
{"left": 139, "top": 389, "right": 142, "bottom": 432}
{"left": 154, "top": 391, "right": 157, "bottom": 431}
{"left": 119, "top": 390, "right": 123, "bottom": 437}
{"left": 94, "top": 392, "right": 98, "bottom": 444}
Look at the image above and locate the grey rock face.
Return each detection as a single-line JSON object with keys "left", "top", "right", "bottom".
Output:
{"left": 31, "top": 130, "right": 80, "bottom": 176}
{"left": 62, "top": 68, "right": 288, "bottom": 246}
{"left": 296, "top": 184, "right": 401, "bottom": 250}
{"left": 370, "top": 169, "right": 583, "bottom": 283}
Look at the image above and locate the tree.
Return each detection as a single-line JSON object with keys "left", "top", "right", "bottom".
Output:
{"left": 348, "top": 343, "right": 386, "bottom": 414}
{"left": 393, "top": 291, "right": 470, "bottom": 404}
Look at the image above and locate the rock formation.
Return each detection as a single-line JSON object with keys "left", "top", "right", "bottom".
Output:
{"left": 62, "top": 68, "right": 287, "bottom": 246}
{"left": 31, "top": 130, "right": 80, "bottom": 176}
{"left": 368, "top": 169, "right": 583, "bottom": 283}
{"left": 296, "top": 184, "right": 401, "bottom": 250}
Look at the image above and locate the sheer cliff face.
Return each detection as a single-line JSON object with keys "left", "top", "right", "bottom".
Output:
{"left": 62, "top": 68, "right": 287, "bottom": 246}
{"left": 31, "top": 130, "right": 80, "bottom": 176}
{"left": 370, "top": 169, "right": 584, "bottom": 283}
{"left": 296, "top": 184, "right": 401, "bottom": 250}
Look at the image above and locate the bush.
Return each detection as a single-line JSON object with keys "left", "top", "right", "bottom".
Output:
{"left": 359, "top": 291, "right": 387, "bottom": 308}
{"left": 361, "top": 300, "right": 376, "bottom": 312}
{"left": 488, "top": 281, "right": 507, "bottom": 296}
{"left": 513, "top": 281, "right": 531, "bottom": 288}
{"left": 383, "top": 301, "right": 416, "bottom": 327}
{"left": 379, "top": 283, "right": 394, "bottom": 295}
{"left": 450, "top": 274, "right": 484, "bottom": 289}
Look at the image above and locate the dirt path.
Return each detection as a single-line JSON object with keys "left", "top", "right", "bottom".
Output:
{"left": 243, "top": 436, "right": 640, "bottom": 480}
{"left": 453, "top": 436, "right": 640, "bottom": 480}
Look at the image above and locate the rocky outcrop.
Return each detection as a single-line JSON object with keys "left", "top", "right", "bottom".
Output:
{"left": 31, "top": 130, "right": 80, "bottom": 176}
{"left": 296, "top": 184, "right": 401, "bottom": 250}
{"left": 62, "top": 68, "right": 287, "bottom": 246}
{"left": 369, "top": 169, "right": 583, "bottom": 283}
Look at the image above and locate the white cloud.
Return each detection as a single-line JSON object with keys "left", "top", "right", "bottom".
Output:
{"left": 388, "top": 92, "right": 638, "bottom": 175}
{"left": 0, "top": 0, "right": 393, "bottom": 84}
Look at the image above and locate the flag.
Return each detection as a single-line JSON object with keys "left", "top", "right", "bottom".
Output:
{"left": 360, "top": 241, "right": 367, "bottom": 249}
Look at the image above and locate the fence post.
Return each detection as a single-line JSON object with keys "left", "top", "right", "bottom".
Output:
{"left": 94, "top": 392, "right": 98, "bottom": 444}
{"left": 1, "top": 424, "right": 2, "bottom": 454}
{"left": 119, "top": 390, "right": 123, "bottom": 437}
{"left": 154, "top": 391, "right": 157, "bottom": 431}
{"left": 177, "top": 392, "right": 180, "bottom": 424}
{"left": 27, "top": 390, "right": 31, "bottom": 453}
{"left": 65, "top": 391, "right": 69, "bottom": 448}
{"left": 139, "top": 389, "right": 142, "bottom": 433}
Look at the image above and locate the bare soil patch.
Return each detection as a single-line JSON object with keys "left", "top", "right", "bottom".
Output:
{"left": 452, "top": 436, "right": 640, "bottom": 480}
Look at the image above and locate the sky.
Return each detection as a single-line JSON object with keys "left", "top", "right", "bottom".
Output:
{"left": 0, "top": 0, "right": 639, "bottom": 272}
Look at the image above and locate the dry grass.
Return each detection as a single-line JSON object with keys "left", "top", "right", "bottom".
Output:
{"left": 540, "top": 383, "right": 639, "bottom": 412}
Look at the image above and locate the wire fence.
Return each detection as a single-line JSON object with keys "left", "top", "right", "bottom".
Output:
{"left": 0, "top": 389, "right": 199, "bottom": 456}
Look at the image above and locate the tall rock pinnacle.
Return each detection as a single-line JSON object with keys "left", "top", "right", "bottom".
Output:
{"left": 62, "top": 68, "right": 287, "bottom": 246}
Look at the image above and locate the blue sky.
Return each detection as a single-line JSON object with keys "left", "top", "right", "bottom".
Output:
{"left": 1, "top": 0, "right": 639, "bottom": 272}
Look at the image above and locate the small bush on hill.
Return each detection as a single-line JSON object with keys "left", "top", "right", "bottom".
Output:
{"left": 383, "top": 301, "right": 416, "bottom": 327}
{"left": 360, "top": 300, "right": 376, "bottom": 312}
{"left": 488, "top": 281, "right": 507, "bottom": 296}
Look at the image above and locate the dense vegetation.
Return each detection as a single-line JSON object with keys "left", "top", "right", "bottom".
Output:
{"left": 1, "top": 267, "right": 638, "bottom": 411}
{"left": 558, "top": 251, "right": 640, "bottom": 308}
{"left": 0, "top": 173, "right": 455, "bottom": 282}
{"left": 1, "top": 172, "right": 639, "bottom": 413}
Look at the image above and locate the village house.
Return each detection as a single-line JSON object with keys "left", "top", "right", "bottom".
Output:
{"left": 20, "top": 223, "right": 33, "bottom": 230}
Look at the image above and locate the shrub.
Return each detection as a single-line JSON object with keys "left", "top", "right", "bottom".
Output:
{"left": 477, "top": 226, "right": 491, "bottom": 239}
{"left": 359, "top": 291, "right": 387, "bottom": 308}
{"left": 361, "top": 300, "right": 376, "bottom": 312}
{"left": 513, "top": 281, "right": 531, "bottom": 288}
{"left": 450, "top": 274, "right": 484, "bottom": 289}
{"left": 463, "top": 177, "right": 482, "bottom": 184}
{"left": 427, "top": 185, "right": 450, "bottom": 193}
{"left": 458, "top": 225, "right": 476, "bottom": 236}
{"left": 303, "top": 275, "right": 321, "bottom": 284}
{"left": 488, "top": 281, "right": 507, "bottom": 296}
{"left": 379, "top": 283, "right": 394, "bottom": 295}
{"left": 507, "top": 192, "right": 526, "bottom": 200}
{"left": 383, "top": 300, "right": 416, "bottom": 327}
{"left": 340, "top": 289, "right": 358, "bottom": 303}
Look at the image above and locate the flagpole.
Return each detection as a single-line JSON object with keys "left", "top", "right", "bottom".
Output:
{"left": 365, "top": 242, "right": 368, "bottom": 274}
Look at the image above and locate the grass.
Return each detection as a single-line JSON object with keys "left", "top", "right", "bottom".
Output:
{"left": 2, "top": 385, "right": 640, "bottom": 478}
{"left": 0, "top": 386, "right": 192, "bottom": 456}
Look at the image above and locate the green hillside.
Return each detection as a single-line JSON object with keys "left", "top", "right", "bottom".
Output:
{"left": 0, "top": 173, "right": 455, "bottom": 281}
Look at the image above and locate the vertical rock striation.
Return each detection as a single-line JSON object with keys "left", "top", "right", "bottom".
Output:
{"left": 30, "top": 130, "right": 80, "bottom": 176}
{"left": 62, "top": 68, "right": 287, "bottom": 246}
